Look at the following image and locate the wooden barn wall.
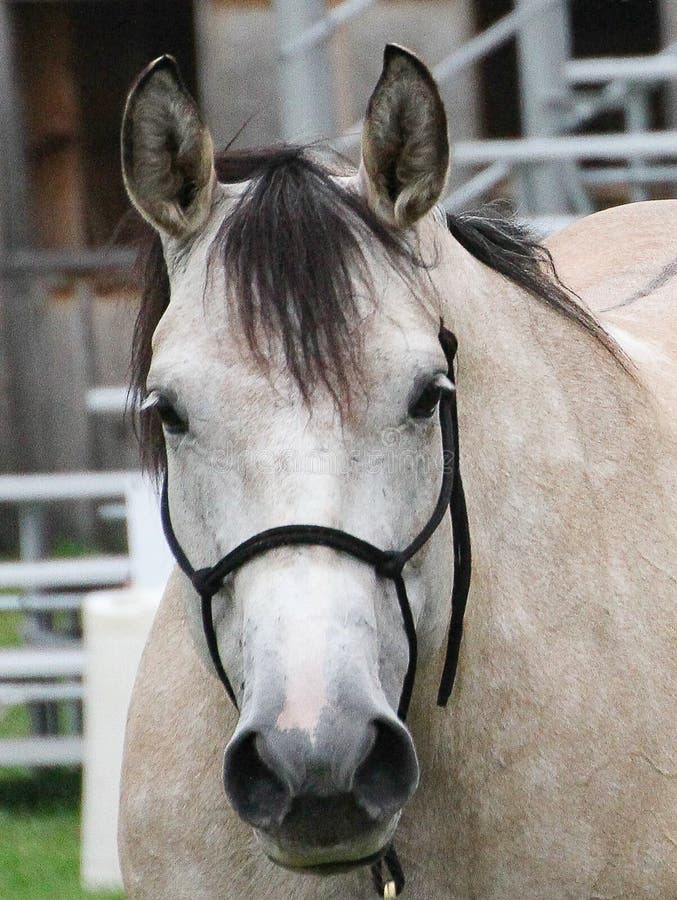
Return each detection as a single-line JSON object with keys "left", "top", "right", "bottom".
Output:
{"left": 0, "top": 0, "right": 478, "bottom": 484}
{"left": 0, "top": 2, "right": 196, "bottom": 486}
{"left": 0, "top": 290, "right": 14, "bottom": 477}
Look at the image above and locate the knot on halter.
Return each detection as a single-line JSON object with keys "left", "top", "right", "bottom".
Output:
{"left": 191, "top": 567, "right": 219, "bottom": 598}
{"left": 375, "top": 551, "right": 405, "bottom": 580}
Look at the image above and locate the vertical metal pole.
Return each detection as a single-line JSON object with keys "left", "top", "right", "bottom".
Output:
{"left": 18, "top": 504, "right": 45, "bottom": 563}
{"left": 625, "top": 85, "right": 651, "bottom": 202}
{"left": 515, "top": 0, "right": 572, "bottom": 214}
{"left": 19, "top": 502, "right": 60, "bottom": 736}
{"left": 273, "top": 0, "right": 336, "bottom": 142}
{"left": 661, "top": 0, "right": 677, "bottom": 134}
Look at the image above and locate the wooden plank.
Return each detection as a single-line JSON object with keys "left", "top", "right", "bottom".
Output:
{"left": 16, "top": 3, "right": 86, "bottom": 250}
{"left": 0, "top": 247, "right": 134, "bottom": 274}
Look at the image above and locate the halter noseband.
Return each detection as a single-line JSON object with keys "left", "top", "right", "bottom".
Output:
{"left": 159, "top": 327, "right": 472, "bottom": 896}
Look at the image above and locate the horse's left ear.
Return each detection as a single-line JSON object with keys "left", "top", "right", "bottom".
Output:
{"left": 360, "top": 45, "right": 449, "bottom": 229}
{"left": 121, "top": 55, "right": 215, "bottom": 239}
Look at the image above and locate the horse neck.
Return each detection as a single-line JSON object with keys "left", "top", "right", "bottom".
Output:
{"left": 409, "top": 232, "right": 675, "bottom": 776}
{"left": 437, "top": 235, "right": 673, "bottom": 557}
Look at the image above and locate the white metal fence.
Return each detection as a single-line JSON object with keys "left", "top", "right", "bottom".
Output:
{"left": 0, "top": 471, "right": 171, "bottom": 767}
{"left": 276, "top": 0, "right": 677, "bottom": 216}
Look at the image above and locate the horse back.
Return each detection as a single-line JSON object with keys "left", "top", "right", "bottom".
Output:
{"left": 547, "top": 200, "right": 677, "bottom": 419}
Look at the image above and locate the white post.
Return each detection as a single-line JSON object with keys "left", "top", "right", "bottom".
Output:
{"left": 80, "top": 588, "right": 162, "bottom": 890}
{"left": 661, "top": 1, "right": 677, "bottom": 132}
{"left": 273, "top": 0, "right": 336, "bottom": 142}
{"left": 81, "top": 476, "right": 171, "bottom": 890}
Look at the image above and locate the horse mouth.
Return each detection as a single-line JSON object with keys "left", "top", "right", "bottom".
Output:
{"left": 271, "top": 847, "right": 387, "bottom": 876}
{"left": 253, "top": 811, "right": 400, "bottom": 874}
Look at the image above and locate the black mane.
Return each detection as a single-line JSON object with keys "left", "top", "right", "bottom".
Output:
{"left": 209, "top": 147, "right": 415, "bottom": 402}
{"left": 128, "top": 146, "right": 619, "bottom": 477}
{"left": 445, "top": 206, "right": 621, "bottom": 361}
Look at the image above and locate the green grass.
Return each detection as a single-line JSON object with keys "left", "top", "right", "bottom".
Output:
{"left": 0, "top": 610, "right": 29, "bottom": 745}
{"left": 0, "top": 770, "right": 124, "bottom": 900}
{"left": 0, "top": 609, "right": 22, "bottom": 646}
{"left": 1, "top": 611, "right": 30, "bottom": 742}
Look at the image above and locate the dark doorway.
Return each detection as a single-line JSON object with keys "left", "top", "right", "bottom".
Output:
{"left": 12, "top": 0, "right": 197, "bottom": 247}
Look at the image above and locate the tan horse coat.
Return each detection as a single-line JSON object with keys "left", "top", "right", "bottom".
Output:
{"left": 120, "top": 200, "right": 676, "bottom": 899}
{"left": 548, "top": 200, "right": 677, "bottom": 420}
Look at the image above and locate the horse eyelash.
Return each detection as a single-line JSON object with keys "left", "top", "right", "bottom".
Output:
{"left": 140, "top": 390, "right": 161, "bottom": 411}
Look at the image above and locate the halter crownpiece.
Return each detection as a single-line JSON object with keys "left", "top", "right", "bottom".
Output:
{"left": 159, "top": 327, "right": 472, "bottom": 896}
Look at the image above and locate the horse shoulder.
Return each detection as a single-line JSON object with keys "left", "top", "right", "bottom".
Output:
{"left": 119, "top": 569, "right": 240, "bottom": 898}
{"left": 546, "top": 200, "right": 677, "bottom": 420}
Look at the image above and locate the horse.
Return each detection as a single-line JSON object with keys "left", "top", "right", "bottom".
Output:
{"left": 117, "top": 46, "right": 676, "bottom": 899}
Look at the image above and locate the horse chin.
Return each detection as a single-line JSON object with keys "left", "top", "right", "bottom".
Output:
{"left": 253, "top": 812, "right": 401, "bottom": 875}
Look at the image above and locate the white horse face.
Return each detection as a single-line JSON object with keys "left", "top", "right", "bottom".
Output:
{"left": 123, "top": 48, "right": 452, "bottom": 871}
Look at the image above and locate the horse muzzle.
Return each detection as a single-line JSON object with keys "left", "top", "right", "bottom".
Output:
{"left": 222, "top": 712, "right": 418, "bottom": 868}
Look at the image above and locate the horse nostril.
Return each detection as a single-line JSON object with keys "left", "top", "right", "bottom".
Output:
{"left": 223, "top": 730, "right": 292, "bottom": 830}
{"left": 224, "top": 716, "right": 418, "bottom": 831}
{"left": 352, "top": 718, "right": 419, "bottom": 821}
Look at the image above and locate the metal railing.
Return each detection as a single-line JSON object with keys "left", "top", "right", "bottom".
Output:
{"left": 0, "top": 470, "right": 171, "bottom": 767}
{"left": 333, "top": 0, "right": 564, "bottom": 153}
{"left": 275, "top": 0, "right": 677, "bottom": 218}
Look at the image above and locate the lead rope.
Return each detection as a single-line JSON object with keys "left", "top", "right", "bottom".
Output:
{"left": 368, "top": 328, "right": 470, "bottom": 898}
{"left": 159, "top": 328, "right": 471, "bottom": 900}
{"left": 436, "top": 328, "right": 471, "bottom": 708}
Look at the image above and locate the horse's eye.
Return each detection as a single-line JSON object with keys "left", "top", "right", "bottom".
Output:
{"left": 156, "top": 397, "right": 188, "bottom": 435}
{"left": 142, "top": 391, "right": 188, "bottom": 435}
{"left": 409, "top": 374, "right": 455, "bottom": 419}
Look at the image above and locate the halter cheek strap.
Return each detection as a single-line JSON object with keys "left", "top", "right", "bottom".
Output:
{"left": 159, "top": 327, "right": 472, "bottom": 896}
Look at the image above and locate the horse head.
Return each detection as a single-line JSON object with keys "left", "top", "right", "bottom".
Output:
{"left": 121, "top": 46, "right": 456, "bottom": 873}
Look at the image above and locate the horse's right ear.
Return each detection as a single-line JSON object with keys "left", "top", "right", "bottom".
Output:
{"left": 121, "top": 56, "right": 215, "bottom": 239}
